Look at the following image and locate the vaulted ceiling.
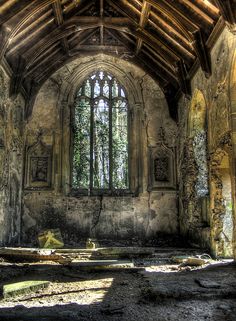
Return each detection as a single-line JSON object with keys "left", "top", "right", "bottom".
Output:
{"left": 0, "top": 0, "right": 235, "bottom": 119}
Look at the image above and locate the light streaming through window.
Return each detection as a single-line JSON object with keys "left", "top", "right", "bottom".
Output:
{"left": 72, "top": 71, "right": 129, "bottom": 191}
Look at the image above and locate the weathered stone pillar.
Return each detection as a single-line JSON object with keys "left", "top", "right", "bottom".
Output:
{"left": 134, "top": 102, "right": 143, "bottom": 193}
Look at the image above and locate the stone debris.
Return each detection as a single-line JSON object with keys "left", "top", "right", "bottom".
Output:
{"left": 0, "top": 247, "right": 70, "bottom": 263}
{"left": 38, "top": 229, "right": 64, "bottom": 249}
{"left": 171, "top": 254, "right": 211, "bottom": 266}
{"left": 86, "top": 238, "right": 99, "bottom": 249}
{"left": 3, "top": 280, "right": 50, "bottom": 298}
{"left": 0, "top": 248, "right": 235, "bottom": 321}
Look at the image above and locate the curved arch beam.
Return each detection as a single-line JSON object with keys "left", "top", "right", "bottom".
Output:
{"left": 24, "top": 17, "right": 180, "bottom": 73}
{"left": 0, "top": 0, "right": 54, "bottom": 61}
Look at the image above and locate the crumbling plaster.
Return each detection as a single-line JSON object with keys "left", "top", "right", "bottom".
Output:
{"left": 178, "top": 27, "right": 236, "bottom": 257}
{"left": 23, "top": 55, "right": 178, "bottom": 245}
{"left": 0, "top": 65, "right": 25, "bottom": 245}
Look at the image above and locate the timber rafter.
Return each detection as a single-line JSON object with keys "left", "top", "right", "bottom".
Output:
{"left": 0, "top": 0, "right": 228, "bottom": 119}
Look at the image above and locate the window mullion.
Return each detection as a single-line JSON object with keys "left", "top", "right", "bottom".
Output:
{"left": 109, "top": 81, "right": 113, "bottom": 190}
{"left": 90, "top": 83, "right": 94, "bottom": 192}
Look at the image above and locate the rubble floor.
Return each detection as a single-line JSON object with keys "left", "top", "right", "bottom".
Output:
{"left": 0, "top": 248, "right": 236, "bottom": 321}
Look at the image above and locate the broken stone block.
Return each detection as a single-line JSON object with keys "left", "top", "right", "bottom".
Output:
{"left": 3, "top": 280, "right": 50, "bottom": 298}
{"left": 38, "top": 229, "right": 64, "bottom": 249}
{"left": 171, "top": 255, "right": 209, "bottom": 266}
{"left": 86, "top": 238, "right": 99, "bottom": 249}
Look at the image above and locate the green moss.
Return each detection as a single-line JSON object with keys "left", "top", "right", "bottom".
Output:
{"left": 3, "top": 280, "right": 50, "bottom": 298}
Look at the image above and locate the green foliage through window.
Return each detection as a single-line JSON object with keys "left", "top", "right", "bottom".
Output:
{"left": 72, "top": 71, "right": 129, "bottom": 191}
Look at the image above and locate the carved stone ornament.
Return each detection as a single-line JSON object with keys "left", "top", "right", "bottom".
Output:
{"left": 148, "top": 127, "right": 176, "bottom": 190}
{"left": 25, "top": 137, "right": 52, "bottom": 189}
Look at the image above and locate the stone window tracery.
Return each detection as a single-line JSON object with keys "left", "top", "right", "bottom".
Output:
{"left": 72, "top": 71, "right": 129, "bottom": 193}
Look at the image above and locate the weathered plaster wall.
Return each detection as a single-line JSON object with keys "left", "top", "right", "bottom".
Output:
{"left": 0, "top": 65, "right": 25, "bottom": 245}
{"left": 23, "top": 54, "right": 178, "bottom": 245}
{"left": 178, "top": 27, "right": 236, "bottom": 257}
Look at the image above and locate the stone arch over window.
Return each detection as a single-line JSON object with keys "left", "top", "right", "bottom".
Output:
{"left": 60, "top": 58, "right": 144, "bottom": 196}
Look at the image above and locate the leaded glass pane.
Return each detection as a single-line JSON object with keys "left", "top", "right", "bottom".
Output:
{"left": 112, "top": 99, "right": 128, "bottom": 189}
{"left": 94, "top": 80, "right": 100, "bottom": 98}
{"left": 84, "top": 80, "right": 91, "bottom": 97}
{"left": 99, "top": 71, "right": 104, "bottom": 79}
{"left": 93, "top": 99, "right": 109, "bottom": 189}
{"left": 121, "top": 88, "right": 125, "bottom": 98}
{"left": 112, "top": 80, "right": 118, "bottom": 97}
{"left": 103, "top": 80, "right": 109, "bottom": 98}
{"left": 73, "top": 98, "right": 90, "bottom": 189}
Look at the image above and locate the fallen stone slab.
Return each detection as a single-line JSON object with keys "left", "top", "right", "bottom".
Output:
{"left": 2, "top": 280, "right": 50, "bottom": 298}
{"left": 69, "top": 259, "right": 136, "bottom": 270}
{"left": 171, "top": 255, "right": 210, "bottom": 266}
{"left": 0, "top": 247, "right": 71, "bottom": 263}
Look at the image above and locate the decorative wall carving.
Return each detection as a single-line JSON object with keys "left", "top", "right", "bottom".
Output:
{"left": 180, "top": 138, "right": 202, "bottom": 233}
{"left": 25, "top": 136, "right": 52, "bottom": 189}
{"left": 148, "top": 127, "right": 176, "bottom": 190}
{"left": 211, "top": 77, "right": 230, "bottom": 148}
{"left": 210, "top": 131, "right": 233, "bottom": 257}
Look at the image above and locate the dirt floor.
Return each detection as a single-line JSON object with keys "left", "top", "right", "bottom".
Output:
{"left": 0, "top": 249, "right": 236, "bottom": 321}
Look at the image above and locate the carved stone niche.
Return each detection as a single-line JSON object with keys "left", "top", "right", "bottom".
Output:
{"left": 25, "top": 139, "right": 52, "bottom": 189}
{"left": 148, "top": 143, "right": 176, "bottom": 191}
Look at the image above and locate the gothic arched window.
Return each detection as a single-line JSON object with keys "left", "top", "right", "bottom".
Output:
{"left": 72, "top": 71, "right": 129, "bottom": 193}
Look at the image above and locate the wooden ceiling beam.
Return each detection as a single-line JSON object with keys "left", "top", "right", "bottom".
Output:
{"left": 192, "top": 29, "right": 212, "bottom": 76}
{"left": 100, "top": 0, "right": 104, "bottom": 45}
{"left": 68, "top": 28, "right": 99, "bottom": 47}
{"left": 146, "top": 0, "right": 197, "bottom": 36}
{"left": 27, "top": 29, "right": 97, "bottom": 76}
{"left": 52, "top": 0, "right": 69, "bottom": 54}
{"left": 214, "top": 0, "right": 236, "bottom": 25}
{"left": 26, "top": 44, "right": 61, "bottom": 77}
{"left": 175, "top": 0, "right": 215, "bottom": 25}
{"left": 0, "top": 0, "right": 32, "bottom": 25}
{"left": 133, "top": 0, "right": 195, "bottom": 60}
{"left": 147, "top": 19, "right": 195, "bottom": 63}
{"left": 7, "top": 17, "right": 54, "bottom": 57}
{"left": 107, "top": 0, "right": 179, "bottom": 63}
{"left": 22, "top": 17, "right": 130, "bottom": 64}
{"left": 141, "top": 46, "right": 179, "bottom": 85}
{"left": 108, "top": 29, "right": 178, "bottom": 87}
{"left": 23, "top": 16, "right": 180, "bottom": 73}
{"left": 7, "top": 10, "right": 53, "bottom": 54}
{"left": 149, "top": 11, "right": 191, "bottom": 49}
{"left": 194, "top": 0, "right": 220, "bottom": 18}
{"left": 176, "top": 59, "right": 191, "bottom": 96}
{"left": 63, "top": 0, "right": 87, "bottom": 15}
{"left": 135, "top": 1, "right": 151, "bottom": 54}
{"left": 0, "top": 0, "right": 55, "bottom": 61}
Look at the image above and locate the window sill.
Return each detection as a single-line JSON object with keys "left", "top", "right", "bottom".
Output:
{"left": 70, "top": 188, "right": 137, "bottom": 197}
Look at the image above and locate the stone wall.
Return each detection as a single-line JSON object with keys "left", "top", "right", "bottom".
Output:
{"left": 0, "top": 65, "right": 25, "bottom": 245}
{"left": 22, "top": 55, "right": 178, "bottom": 245}
{"left": 178, "top": 27, "right": 236, "bottom": 257}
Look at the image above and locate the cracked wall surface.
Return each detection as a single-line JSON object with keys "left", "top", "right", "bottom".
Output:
{"left": 178, "top": 27, "right": 236, "bottom": 257}
{"left": 23, "top": 55, "right": 178, "bottom": 245}
{"left": 0, "top": 65, "right": 25, "bottom": 245}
